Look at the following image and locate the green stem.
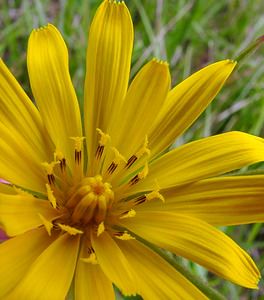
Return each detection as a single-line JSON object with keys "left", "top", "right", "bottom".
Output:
{"left": 235, "top": 36, "right": 264, "bottom": 63}
{"left": 139, "top": 237, "right": 226, "bottom": 300}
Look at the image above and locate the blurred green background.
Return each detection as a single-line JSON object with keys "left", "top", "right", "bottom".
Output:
{"left": 1, "top": 0, "right": 264, "bottom": 299}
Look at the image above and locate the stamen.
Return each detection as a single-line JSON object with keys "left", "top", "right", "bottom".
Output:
{"left": 129, "top": 163, "right": 149, "bottom": 186}
{"left": 107, "top": 147, "right": 127, "bottom": 175}
{"left": 81, "top": 251, "right": 98, "bottom": 264}
{"left": 70, "top": 137, "right": 85, "bottom": 165}
{"left": 135, "top": 195, "right": 146, "bottom": 205}
{"left": 46, "top": 184, "right": 57, "bottom": 208}
{"left": 95, "top": 145, "right": 104, "bottom": 160}
{"left": 145, "top": 190, "right": 164, "bottom": 203}
{"left": 126, "top": 136, "right": 150, "bottom": 169}
{"left": 130, "top": 175, "right": 140, "bottom": 185}
{"left": 42, "top": 161, "right": 59, "bottom": 185}
{"left": 58, "top": 223, "right": 83, "bottom": 235}
{"left": 119, "top": 209, "right": 136, "bottom": 219}
{"left": 136, "top": 136, "right": 151, "bottom": 159}
{"left": 126, "top": 155, "right": 137, "bottom": 169}
{"left": 115, "top": 231, "right": 135, "bottom": 240}
{"left": 54, "top": 150, "right": 66, "bottom": 172}
{"left": 95, "top": 128, "right": 110, "bottom": 160}
{"left": 39, "top": 213, "right": 53, "bottom": 236}
{"left": 134, "top": 185, "right": 164, "bottom": 205}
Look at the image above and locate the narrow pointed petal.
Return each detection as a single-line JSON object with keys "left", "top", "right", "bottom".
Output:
{"left": 129, "top": 132, "right": 264, "bottom": 194}
{"left": 0, "top": 227, "right": 56, "bottom": 298}
{"left": 148, "top": 60, "right": 236, "bottom": 158}
{"left": 108, "top": 59, "right": 170, "bottom": 161}
{"left": 0, "top": 60, "right": 52, "bottom": 192}
{"left": 0, "top": 193, "right": 59, "bottom": 236}
{"left": 121, "top": 212, "right": 260, "bottom": 289}
{"left": 117, "top": 239, "right": 208, "bottom": 300}
{"left": 140, "top": 175, "right": 264, "bottom": 226}
{"left": 7, "top": 233, "right": 80, "bottom": 300}
{"left": 0, "top": 122, "right": 48, "bottom": 192}
{"left": 27, "top": 24, "right": 82, "bottom": 171}
{"left": 91, "top": 231, "right": 137, "bottom": 296}
{"left": 84, "top": 0, "right": 133, "bottom": 167}
{"left": 75, "top": 240, "right": 115, "bottom": 300}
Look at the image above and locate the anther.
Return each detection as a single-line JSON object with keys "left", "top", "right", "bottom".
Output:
{"left": 129, "top": 175, "right": 140, "bottom": 185}
{"left": 96, "top": 145, "right": 104, "bottom": 160}
{"left": 126, "top": 155, "right": 137, "bottom": 169}
{"left": 135, "top": 195, "right": 146, "bottom": 205}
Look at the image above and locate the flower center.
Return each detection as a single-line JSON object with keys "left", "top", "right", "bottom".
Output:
{"left": 40, "top": 132, "right": 158, "bottom": 238}
{"left": 66, "top": 175, "right": 114, "bottom": 225}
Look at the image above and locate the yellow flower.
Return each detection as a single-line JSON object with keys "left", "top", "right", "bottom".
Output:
{"left": 0, "top": 1, "right": 264, "bottom": 299}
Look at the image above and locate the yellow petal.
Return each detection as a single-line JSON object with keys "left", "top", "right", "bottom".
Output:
{"left": 0, "top": 227, "right": 56, "bottom": 298}
{"left": 7, "top": 233, "right": 80, "bottom": 300}
{"left": 0, "top": 60, "right": 52, "bottom": 192}
{"left": 102, "top": 60, "right": 170, "bottom": 177}
{"left": 121, "top": 212, "right": 260, "bottom": 289}
{"left": 84, "top": 0, "right": 133, "bottom": 168}
{"left": 0, "top": 192, "right": 59, "bottom": 236}
{"left": 129, "top": 132, "right": 264, "bottom": 194}
{"left": 91, "top": 231, "right": 137, "bottom": 296}
{"left": 0, "top": 122, "right": 48, "bottom": 192}
{"left": 27, "top": 24, "right": 82, "bottom": 171}
{"left": 75, "top": 240, "right": 115, "bottom": 300}
{"left": 117, "top": 239, "right": 208, "bottom": 300}
{"left": 143, "top": 175, "right": 264, "bottom": 226}
{"left": 107, "top": 59, "right": 170, "bottom": 163}
{"left": 148, "top": 60, "right": 236, "bottom": 158}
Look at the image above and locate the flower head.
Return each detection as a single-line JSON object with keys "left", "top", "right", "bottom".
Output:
{"left": 1, "top": 1, "right": 264, "bottom": 299}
